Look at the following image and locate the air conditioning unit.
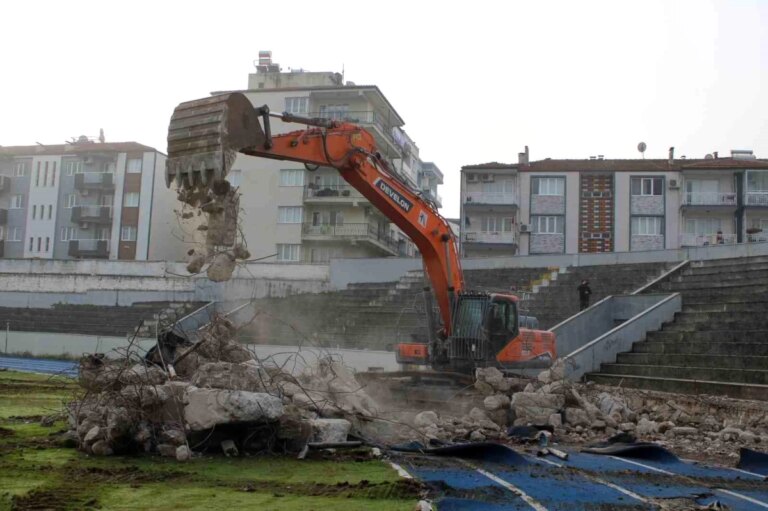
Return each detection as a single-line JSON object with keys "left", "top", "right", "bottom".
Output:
{"left": 481, "top": 174, "right": 494, "bottom": 182}
{"left": 466, "top": 174, "right": 477, "bottom": 183}
{"left": 669, "top": 179, "right": 680, "bottom": 189}
{"left": 465, "top": 232, "right": 477, "bottom": 241}
{"left": 80, "top": 223, "right": 90, "bottom": 229}
{"left": 519, "top": 224, "right": 530, "bottom": 233}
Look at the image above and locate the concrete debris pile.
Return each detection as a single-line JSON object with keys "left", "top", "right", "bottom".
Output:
{"left": 65, "top": 317, "right": 380, "bottom": 461}
{"left": 177, "top": 180, "right": 249, "bottom": 282}
{"left": 411, "top": 362, "right": 768, "bottom": 459}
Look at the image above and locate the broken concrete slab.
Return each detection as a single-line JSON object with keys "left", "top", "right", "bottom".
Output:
{"left": 183, "top": 389, "right": 283, "bottom": 431}
{"left": 311, "top": 418, "right": 351, "bottom": 444}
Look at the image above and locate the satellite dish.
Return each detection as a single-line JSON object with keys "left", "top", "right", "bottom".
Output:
{"left": 705, "top": 153, "right": 714, "bottom": 160}
{"left": 637, "top": 142, "right": 647, "bottom": 153}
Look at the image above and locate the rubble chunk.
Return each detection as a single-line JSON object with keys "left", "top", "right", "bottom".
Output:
{"left": 184, "top": 389, "right": 283, "bottom": 431}
{"left": 414, "top": 411, "right": 439, "bottom": 429}
{"left": 311, "top": 418, "right": 351, "bottom": 444}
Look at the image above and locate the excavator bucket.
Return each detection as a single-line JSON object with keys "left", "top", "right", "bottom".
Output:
{"left": 166, "top": 93, "right": 266, "bottom": 190}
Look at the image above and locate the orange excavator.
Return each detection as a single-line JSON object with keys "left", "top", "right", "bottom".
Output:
{"left": 166, "top": 93, "right": 555, "bottom": 376}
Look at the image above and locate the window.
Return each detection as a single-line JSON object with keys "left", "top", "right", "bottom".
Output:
{"left": 48, "top": 205, "right": 53, "bottom": 220}
{"left": 285, "top": 97, "right": 309, "bottom": 115}
{"left": 14, "top": 161, "right": 26, "bottom": 177}
{"left": 121, "top": 226, "right": 137, "bottom": 241}
{"left": 37, "top": 237, "right": 41, "bottom": 252}
{"left": 65, "top": 194, "right": 77, "bottom": 208}
{"left": 43, "top": 162, "right": 49, "bottom": 186}
{"left": 97, "top": 228, "right": 111, "bottom": 241}
{"left": 318, "top": 104, "right": 349, "bottom": 120}
{"left": 631, "top": 177, "right": 663, "bottom": 196}
{"left": 0, "top": 227, "right": 4, "bottom": 240}
{"left": 105, "top": 162, "right": 116, "bottom": 173}
{"left": 11, "top": 195, "right": 24, "bottom": 209}
{"left": 8, "top": 228, "right": 22, "bottom": 242}
{"left": 51, "top": 164, "right": 56, "bottom": 186}
{"left": 313, "top": 174, "right": 341, "bottom": 188}
{"left": 31, "top": 205, "right": 36, "bottom": 220}
{"left": 100, "top": 195, "right": 113, "bottom": 206}
{"left": 480, "top": 216, "right": 514, "bottom": 232}
{"left": 126, "top": 158, "right": 143, "bottom": 173}
{"left": 277, "top": 243, "right": 301, "bottom": 262}
{"left": 277, "top": 206, "right": 303, "bottom": 224}
{"left": 63, "top": 161, "right": 82, "bottom": 175}
{"left": 123, "top": 192, "right": 140, "bottom": 207}
{"left": 226, "top": 169, "right": 242, "bottom": 187}
{"left": 532, "top": 215, "right": 565, "bottom": 234}
{"left": 45, "top": 237, "right": 50, "bottom": 252}
{"left": 532, "top": 177, "right": 565, "bottom": 196}
{"left": 29, "top": 237, "right": 33, "bottom": 251}
{"left": 685, "top": 218, "right": 721, "bottom": 235}
{"left": 311, "top": 210, "right": 343, "bottom": 226}
{"left": 747, "top": 171, "right": 768, "bottom": 192}
{"left": 631, "top": 216, "right": 663, "bottom": 235}
{"left": 280, "top": 169, "right": 304, "bottom": 187}
{"left": 60, "top": 227, "right": 77, "bottom": 242}
{"left": 35, "top": 165, "right": 40, "bottom": 187}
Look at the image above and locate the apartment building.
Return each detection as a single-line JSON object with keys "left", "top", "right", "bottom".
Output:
{"left": 0, "top": 138, "right": 181, "bottom": 260}
{"left": 460, "top": 149, "right": 768, "bottom": 257}
{"left": 215, "top": 52, "right": 442, "bottom": 263}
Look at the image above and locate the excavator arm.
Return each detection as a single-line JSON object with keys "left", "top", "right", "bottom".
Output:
{"left": 167, "top": 93, "right": 463, "bottom": 334}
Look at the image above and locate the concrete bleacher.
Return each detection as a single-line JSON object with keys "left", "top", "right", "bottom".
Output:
{"left": 239, "top": 263, "right": 669, "bottom": 349}
{"left": 0, "top": 302, "right": 206, "bottom": 338}
{"left": 524, "top": 262, "right": 670, "bottom": 329}
{"left": 586, "top": 255, "right": 768, "bottom": 400}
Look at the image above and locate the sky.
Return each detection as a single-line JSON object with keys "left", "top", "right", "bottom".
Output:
{"left": 1, "top": 0, "right": 766, "bottom": 218}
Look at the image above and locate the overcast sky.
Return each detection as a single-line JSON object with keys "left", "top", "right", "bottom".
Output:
{"left": 1, "top": 0, "right": 766, "bottom": 217}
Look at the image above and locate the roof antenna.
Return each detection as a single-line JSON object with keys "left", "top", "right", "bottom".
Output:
{"left": 341, "top": 63, "right": 345, "bottom": 84}
{"left": 637, "top": 142, "right": 647, "bottom": 160}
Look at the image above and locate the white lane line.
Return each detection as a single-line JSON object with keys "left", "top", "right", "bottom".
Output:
{"left": 609, "top": 456, "right": 676, "bottom": 475}
{"left": 532, "top": 456, "right": 650, "bottom": 505}
{"left": 680, "top": 458, "right": 767, "bottom": 480}
{"left": 387, "top": 461, "right": 413, "bottom": 479}
{"left": 715, "top": 488, "right": 768, "bottom": 509}
{"left": 458, "top": 460, "right": 548, "bottom": 511}
{"left": 611, "top": 457, "right": 768, "bottom": 508}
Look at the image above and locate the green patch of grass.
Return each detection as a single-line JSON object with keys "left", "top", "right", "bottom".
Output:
{"left": 98, "top": 484, "right": 415, "bottom": 511}
{"left": 0, "top": 371, "right": 419, "bottom": 509}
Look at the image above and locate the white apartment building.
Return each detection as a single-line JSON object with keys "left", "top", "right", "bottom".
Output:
{"left": 0, "top": 139, "right": 183, "bottom": 260}
{"left": 212, "top": 53, "right": 442, "bottom": 263}
{"left": 460, "top": 149, "right": 768, "bottom": 257}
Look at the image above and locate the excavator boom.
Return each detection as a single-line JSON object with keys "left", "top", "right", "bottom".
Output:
{"left": 167, "top": 92, "right": 463, "bottom": 333}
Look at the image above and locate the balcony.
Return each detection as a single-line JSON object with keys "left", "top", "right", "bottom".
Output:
{"left": 71, "top": 206, "right": 112, "bottom": 224}
{"left": 746, "top": 192, "right": 768, "bottom": 207}
{"left": 303, "top": 184, "right": 366, "bottom": 204}
{"left": 680, "top": 233, "right": 737, "bottom": 247}
{"left": 302, "top": 222, "right": 398, "bottom": 255}
{"left": 464, "top": 192, "right": 517, "bottom": 209}
{"left": 681, "top": 192, "right": 737, "bottom": 208}
{"left": 464, "top": 231, "right": 517, "bottom": 245}
{"left": 75, "top": 172, "right": 114, "bottom": 192}
{"left": 68, "top": 239, "right": 109, "bottom": 259}
{"left": 311, "top": 110, "right": 402, "bottom": 158}
{"left": 0, "top": 208, "right": 7, "bottom": 224}
{"left": 0, "top": 175, "right": 10, "bottom": 194}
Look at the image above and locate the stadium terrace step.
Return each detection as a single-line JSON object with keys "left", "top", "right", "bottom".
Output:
{"left": 632, "top": 341, "right": 768, "bottom": 356}
{"left": 616, "top": 352, "right": 768, "bottom": 370}
{"left": 596, "top": 362, "right": 768, "bottom": 385}
{"left": 584, "top": 373, "right": 768, "bottom": 401}
{"left": 645, "top": 329, "right": 768, "bottom": 343}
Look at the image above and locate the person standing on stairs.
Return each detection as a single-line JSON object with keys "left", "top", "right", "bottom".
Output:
{"left": 578, "top": 280, "right": 592, "bottom": 311}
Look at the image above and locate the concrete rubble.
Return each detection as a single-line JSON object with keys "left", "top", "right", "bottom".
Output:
{"left": 66, "top": 316, "right": 366, "bottom": 460}
{"left": 67, "top": 316, "right": 767, "bottom": 464}
{"left": 407, "top": 361, "right": 768, "bottom": 462}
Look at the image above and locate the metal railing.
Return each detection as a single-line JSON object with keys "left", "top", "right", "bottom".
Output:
{"left": 76, "top": 172, "right": 114, "bottom": 187}
{"left": 680, "top": 233, "right": 737, "bottom": 247}
{"left": 465, "top": 192, "right": 517, "bottom": 205}
{"left": 302, "top": 222, "right": 399, "bottom": 252}
{"left": 746, "top": 192, "right": 768, "bottom": 206}
{"left": 464, "top": 231, "right": 516, "bottom": 244}
{"left": 682, "top": 192, "right": 737, "bottom": 206}
{"left": 310, "top": 110, "right": 392, "bottom": 138}
{"left": 303, "top": 184, "right": 363, "bottom": 200}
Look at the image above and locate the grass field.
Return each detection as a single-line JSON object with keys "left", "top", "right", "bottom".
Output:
{"left": 0, "top": 370, "right": 420, "bottom": 510}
